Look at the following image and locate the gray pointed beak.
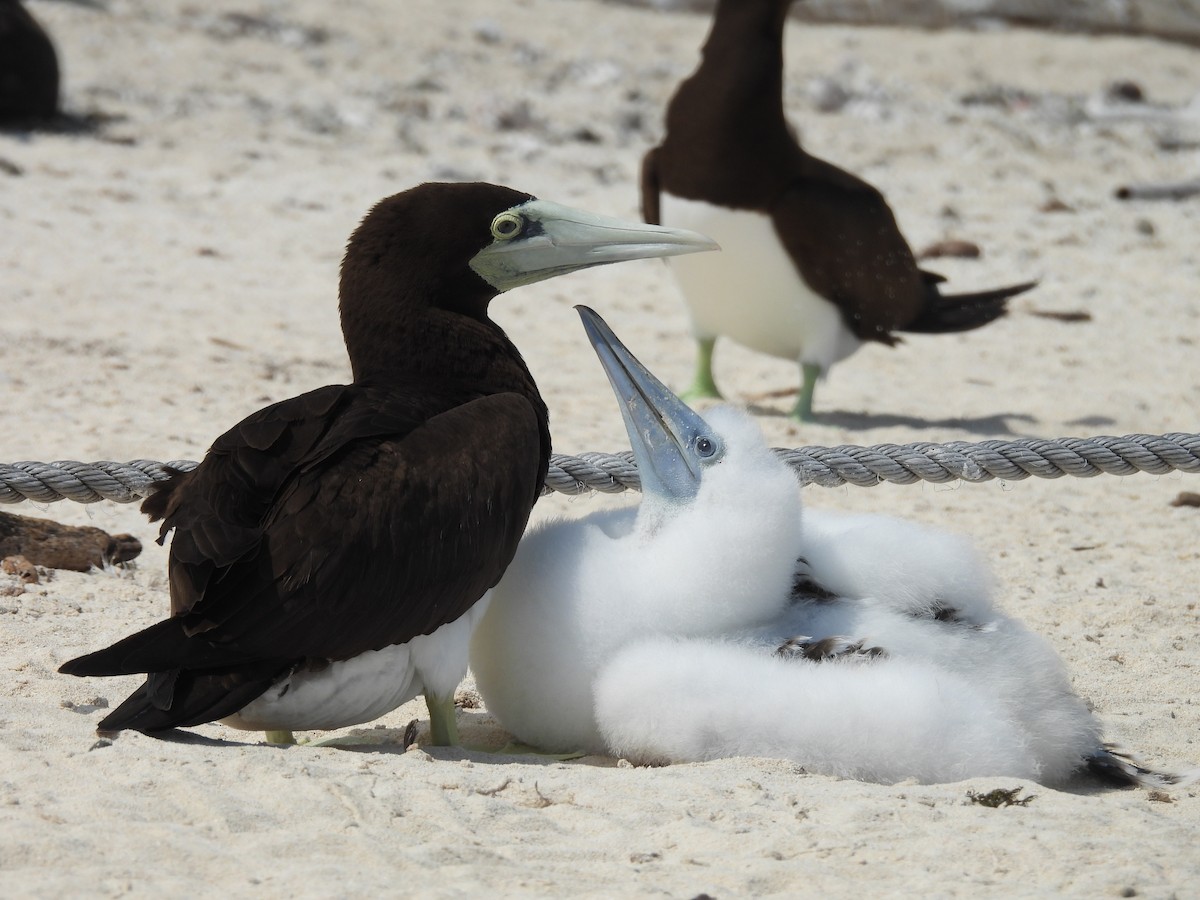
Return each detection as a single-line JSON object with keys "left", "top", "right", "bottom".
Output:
{"left": 470, "top": 199, "right": 719, "bottom": 292}
{"left": 576, "top": 305, "right": 723, "bottom": 503}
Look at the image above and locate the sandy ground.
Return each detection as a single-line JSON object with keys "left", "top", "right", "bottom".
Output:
{"left": 2, "top": 0, "right": 1199, "bottom": 895}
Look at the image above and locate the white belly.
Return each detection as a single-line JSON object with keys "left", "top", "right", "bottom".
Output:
{"left": 660, "top": 194, "right": 861, "bottom": 370}
{"left": 222, "top": 595, "right": 491, "bottom": 732}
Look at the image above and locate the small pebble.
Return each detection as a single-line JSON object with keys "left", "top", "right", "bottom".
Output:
{"left": 1105, "top": 80, "right": 1144, "bottom": 103}
{"left": 809, "top": 77, "right": 850, "bottom": 113}
{"left": 470, "top": 19, "right": 503, "bottom": 44}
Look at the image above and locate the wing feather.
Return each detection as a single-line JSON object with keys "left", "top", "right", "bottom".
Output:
{"left": 770, "top": 158, "right": 927, "bottom": 342}
{"left": 66, "top": 385, "right": 543, "bottom": 676}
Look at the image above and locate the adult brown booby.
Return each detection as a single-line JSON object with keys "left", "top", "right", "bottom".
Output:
{"left": 641, "top": 0, "right": 1035, "bottom": 420}
{"left": 0, "top": 0, "right": 59, "bottom": 122}
{"left": 59, "top": 182, "right": 717, "bottom": 745}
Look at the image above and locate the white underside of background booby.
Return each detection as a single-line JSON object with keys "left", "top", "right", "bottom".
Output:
{"left": 224, "top": 597, "right": 491, "bottom": 732}
{"left": 660, "top": 193, "right": 861, "bottom": 371}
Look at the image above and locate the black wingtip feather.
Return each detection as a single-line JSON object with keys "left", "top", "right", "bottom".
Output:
{"left": 94, "top": 664, "right": 289, "bottom": 733}
{"left": 58, "top": 618, "right": 197, "bottom": 677}
{"left": 903, "top": 280, "right": 1037, "bottom": 334}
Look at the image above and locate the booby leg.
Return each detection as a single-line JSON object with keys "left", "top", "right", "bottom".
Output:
{"left": 425, "top": 692, "right": 572, "bottom": 754}
{"left": 263, "top": 729, "right": 296, "bottom": 745}
{"left": 792, "top": 362, "right": 821, "bottom": 421}
{"left": 425, "top": 691, "right": 460, "bottom": 746}
{"left": 680, "top": 337, "right": 723, "bottom": 403}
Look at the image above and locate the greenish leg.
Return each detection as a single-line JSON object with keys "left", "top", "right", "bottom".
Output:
{"left": 425, "top": 691, "right": 460, "bottom": 746}
{"left": 496, "top": 740, "right": 586, "bottom": 760}
{"left": 791, "top": 362, "right": 821, "bottom": 422}
{"left": 263, "top": 729, "right": 296, "bottom": 745}
{"left": 679, "top": 337, "right": 723, "bottom": 403}
{"left": 426, "top": 697, "right": 580, "bottom": 756}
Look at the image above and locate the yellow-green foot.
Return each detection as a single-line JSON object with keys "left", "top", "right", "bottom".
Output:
{"left": 263, "top": 729, "right": 296, "bottom": 745}
{"left": 496, "top": 740, "right": 587, "bottom": 760}
{"left": 301, "top": 732, "right": 397, "bottom": 748}
{"left": 680, "top": 336, "right": 723, "bottom": 404}
{"left": 425, "top": 690, "right": 461, "bottom": 747}
{"left": 790, "top": 362, "right": 821, "bottom": 421}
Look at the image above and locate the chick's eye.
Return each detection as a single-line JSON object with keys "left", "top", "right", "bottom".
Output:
{"left": 491, "top": 213, "right": 523, "bottom": 241}
{"left": 695, "top": 436, "right": 716, "bottom": 458}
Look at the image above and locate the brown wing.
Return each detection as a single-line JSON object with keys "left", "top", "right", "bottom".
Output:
{"left": 770, "top": 157, "right": 928, "bottom": 343}
{"left": 64, "top": 385, "right": 544, "bottom": 674}
{"left": 144, "top": 384, "right": 348, "bottom": 617}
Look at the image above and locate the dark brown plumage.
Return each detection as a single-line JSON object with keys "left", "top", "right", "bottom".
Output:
{"left": 642, "top": 0, "right": 1035, "bottom": 418}
{"left": 60, "top": 182, "right": 716, "bottom": 740}
{"left": 61, "top": 183, "right": 549, "bottom": 734}
{"left": 0, "top": 0, "right": 59, "bottom": 122}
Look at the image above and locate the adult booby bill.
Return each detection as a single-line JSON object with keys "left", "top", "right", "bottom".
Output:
{"left": 641, "top": 0, "right": 1036, "bottom": 420}
{"left": 59, "top": 182, "right": 717, "bottom": 746}
{"left": 472, "top": 307, "right": 1193, "bottom": 787}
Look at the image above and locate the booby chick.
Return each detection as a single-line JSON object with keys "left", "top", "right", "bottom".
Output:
{"left": 641, "top": 0, "right": 1035, "bottom": 420}
{"left": 59, "top": 182, "right": 717, "bottom": 746}
{"left": 472, "top": 307, "right": 1193, "bottom": 787}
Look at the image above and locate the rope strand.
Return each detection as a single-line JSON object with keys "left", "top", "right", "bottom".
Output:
{"left": 2, "top": 432, "right": 1197, "bottom": 504}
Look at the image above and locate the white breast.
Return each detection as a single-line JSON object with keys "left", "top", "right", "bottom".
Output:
{"left": 659, "top": 193, "right": 861, "bottom": 370}
{"left": 222, "top": 595, "right": 491, "bottom": 733}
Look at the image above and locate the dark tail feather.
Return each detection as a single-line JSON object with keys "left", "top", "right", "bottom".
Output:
{"left": 59, "top": 616, "right": 262, "bottom": 677}
{"left": 1085, "top": 744, "right": 1199, "bottom": 789}
{"left": 59, "top": 618, "right": 196, "bottom": 676}
{"left": 97, "top": 663, "right": 289, "bottom": 733}
{"left": 903, "top": 280, "right": 1037, "bottom": 334}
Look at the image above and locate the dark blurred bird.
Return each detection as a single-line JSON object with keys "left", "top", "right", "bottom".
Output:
{"left": 0, "top": 0, "right": 59, "bottom": 122}
{"left": 641, "top": 0, "right": 1034, "bottom": 420}
{"left": 60, "top": 182, "right": 716, "bottom": 745}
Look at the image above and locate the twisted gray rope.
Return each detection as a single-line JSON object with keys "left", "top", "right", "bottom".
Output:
{"left": 2, "top": 433, "right": 1198, "bottom": 504}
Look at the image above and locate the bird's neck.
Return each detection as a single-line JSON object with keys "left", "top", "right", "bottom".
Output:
{"left": 658, "top": 0, "right": 800, "bottom": 208}
{"left": 338, "top": 274, "right": 540, "bottom": 408}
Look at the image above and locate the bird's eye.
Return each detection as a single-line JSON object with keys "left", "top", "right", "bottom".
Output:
{"left": 694, "top": 436, "right": 717, "bottom": 458}
{"left": 490, "top": 213, "right": 524, "bottom": 241}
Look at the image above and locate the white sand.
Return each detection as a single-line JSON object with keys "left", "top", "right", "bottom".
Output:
{"left": 2, "top": 0, "right": 1199, "bottom": 895}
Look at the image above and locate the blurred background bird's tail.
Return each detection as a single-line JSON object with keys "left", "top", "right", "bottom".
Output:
{"left": 903, "top": 280, "right": 1036, "bottom": 334}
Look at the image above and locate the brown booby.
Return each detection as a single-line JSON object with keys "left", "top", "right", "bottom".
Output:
{"left": 59, "top": 182, "right": 717, "bottom": 746}
{"left": 0, "top": 0, "right": 59, "bottom": 123}
{"left": 641, "top": 0, "right": 1035, "bottom": 420}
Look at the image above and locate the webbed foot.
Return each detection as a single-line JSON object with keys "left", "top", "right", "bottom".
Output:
{"left": 494, "top": 740, "right": 587, "bottom": 760}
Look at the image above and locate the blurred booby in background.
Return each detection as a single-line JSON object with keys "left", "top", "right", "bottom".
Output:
{"left": 0, "top": 0, "right": 59, "bottom": 122}
{"left": 641, "top": 0, "right": 1035, "bottom": 420}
